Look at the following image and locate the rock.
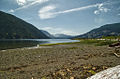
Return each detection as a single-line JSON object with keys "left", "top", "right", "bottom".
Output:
{"left": 70, "top": 77, "right": 74, "bottom": 79}
{"left": 87, "top": 65, "right": 120, "bottom": 79}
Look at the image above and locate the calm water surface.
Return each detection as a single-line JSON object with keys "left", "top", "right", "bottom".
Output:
{"left": 0, "top": 39, "right": 79, "bottom": 50}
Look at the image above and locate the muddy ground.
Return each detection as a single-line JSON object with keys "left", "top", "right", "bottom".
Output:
{"left": 0, "top": 43, "right": 120, "bottom": 79}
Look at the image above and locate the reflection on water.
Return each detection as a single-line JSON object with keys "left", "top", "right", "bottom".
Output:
{"left": 0, "top": 39, "right": 79, "bottom": 50}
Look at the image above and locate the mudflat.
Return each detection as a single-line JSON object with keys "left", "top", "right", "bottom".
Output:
{"left": 0, "top": 43, "right": 120, "bottom": 79}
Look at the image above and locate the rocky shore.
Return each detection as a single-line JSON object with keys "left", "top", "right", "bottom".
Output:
{"left": 0, "top": 43, "right": 120, "bottom": 79}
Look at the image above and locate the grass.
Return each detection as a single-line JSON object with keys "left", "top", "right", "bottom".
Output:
{"left": 95, "top": 40, "right": 116, "bottom": 46}
{"left": 102, "top": 36, "right": 120, "bottom": 39}
{"left": 80, "top": 39, "right": 117, "bottom": 46}
{"left": 39, "top": 42, "right": 80, "bottom": 46}
{"left": 79, "top": 40, "right": 101, "bottom": 44}
{"left": 40, "top": 39, "right": 118, "bottom": 46}
{"left": 67, "top": 47, "right": 78, "bottom": 49}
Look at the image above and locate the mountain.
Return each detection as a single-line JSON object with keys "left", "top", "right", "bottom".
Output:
{"left": 0, "top": 11, "right": 50, "bottom": 39}
{"left": 76, "top": 23, "right": 120, "bottom": 38}
{"left": 53, "top": 34, "right": 74, "bottom": 39}
{"left": 41, "top": 30, "right": 54, "bottom": 39}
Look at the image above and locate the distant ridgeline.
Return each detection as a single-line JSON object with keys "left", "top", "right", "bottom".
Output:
{"left": 75, "top": 23, "right": 120, "bottom": 39}
{"left": 0, "top": 11, "right": 50, "bottom": 39}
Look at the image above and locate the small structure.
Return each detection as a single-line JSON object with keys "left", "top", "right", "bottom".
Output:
{"left": 37, "top": 44, "right": 39, "bottom": 47}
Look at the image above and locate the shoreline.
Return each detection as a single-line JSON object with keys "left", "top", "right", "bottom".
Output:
{"left": 0, "top": 41, "right": 80, "bottom": 51}
{"left": 0, "top": 41, "right": 120, "bottom": 79}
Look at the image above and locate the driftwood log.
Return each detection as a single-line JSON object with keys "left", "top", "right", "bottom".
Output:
{"left": 109, "top": 42, "right": 120, "bottom": 58}
{"left": 109, "top": 42, "right": 120, "bottom": 47}
{"left": 87, "top": 65, "right": 120, "bottom": 79}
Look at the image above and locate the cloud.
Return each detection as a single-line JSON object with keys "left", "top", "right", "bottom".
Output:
{"left": 16, "top": 0, "right": 49, "bottom": 10}
{"left": 94, "top": 0, "right": 120, "bottom": 15}
{"left": 94, "top": 3, "right": 110, "bottom": 15}
{"left": 54, "top": 4, "right": 99, "bottom": 14}
{"left": 94, "top": 10, "right": 100, "bottom": 15}
{"left": 38, "top": 0, "right": 120, "bottom": 19}
{"left": 8, "top": 9, "right": 15, "bottom": 13}
{"left": 38, "top": 3, "right": 99, "bottom": 19}
{"left": 17, "top": 0, "right": 27, "bottom": 6}
{"left": 9, "top": 0, "right": 49, "bottom": 12}
{"left": 38, "top": 5, "right": 56, "bottom": 19}
{"left": 41, "top": 27, "right": 78, "bottom": 35}
{"left": 118, "top": 14, "right": 120, "bottom": 16}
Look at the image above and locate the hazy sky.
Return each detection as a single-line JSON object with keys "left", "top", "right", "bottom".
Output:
{"left": 0, "top": 0, "right": 120, "bottom": 35}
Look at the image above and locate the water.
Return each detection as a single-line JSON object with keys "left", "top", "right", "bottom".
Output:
{"left": 0, "top": 39, "right": 79, "bottom": 50}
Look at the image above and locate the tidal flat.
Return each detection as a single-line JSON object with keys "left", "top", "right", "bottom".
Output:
{"left": 0, "top": 42, "right": 120, "bottom": 79}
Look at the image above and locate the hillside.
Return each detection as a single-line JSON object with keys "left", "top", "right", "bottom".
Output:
{"left": 41, "top": 30, "right": 54, "bottom": 39}
{"left": 53, "top": 34, "right": 74, "bottom": 39}
{"left": 76, "top": 23, "right": 120, "bottom": 38}
{"left": 0, "top": 11, "right": 50, "bottom": 39}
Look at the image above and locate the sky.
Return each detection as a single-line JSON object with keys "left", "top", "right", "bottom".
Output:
{"left": 0, "top": 0, "right": 120, "bottom": 35}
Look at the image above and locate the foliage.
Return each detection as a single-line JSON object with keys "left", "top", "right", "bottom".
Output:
{"left": 102, "top": 36, "right": 120, "bottom": 39}
{"left": 95, "top": 40, "right": 116, "bottom": 46}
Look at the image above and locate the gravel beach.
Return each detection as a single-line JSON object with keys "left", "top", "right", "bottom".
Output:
{"left": 0, "top": 43, "right": 120, "bottom": 79}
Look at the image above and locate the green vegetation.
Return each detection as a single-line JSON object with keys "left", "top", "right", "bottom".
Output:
{"left": 80, "top": 39, "right": 118, "bottom": 46}
{"left": 79, "top": 39, "right": 101, "bottom": 44}
{"left": 40, "top": 42, "right": 80, "bottom": 46}
{"left": 67, "top": 47, "right": 78, "bottom": 49}
{"left": 79, "top": 39, "right": 116, "bottom": 46}
{"left": 40, "top": 39, "right": 117, "bottom": 46}
{"left": 0, "top": 11, "right": 49, "bottom": 39}
{"left": 102, "top": 36, "right": 120, "bottom": 39}
{"left": 95, "top": 40, "right": 116, "bottom": 46}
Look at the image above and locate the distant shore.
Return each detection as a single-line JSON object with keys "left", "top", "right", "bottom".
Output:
{"left": 0, "top": 39, "right": 79, "bottom": 50}
{"left": 0, "top": 41, "right": 120, "bottom": 79}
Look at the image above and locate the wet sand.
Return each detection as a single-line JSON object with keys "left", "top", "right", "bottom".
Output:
{"left": 0, "top": 43, "right": 120, "bottom": 79}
